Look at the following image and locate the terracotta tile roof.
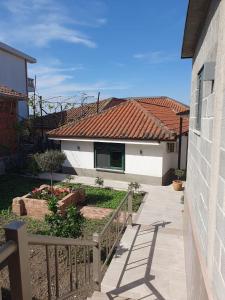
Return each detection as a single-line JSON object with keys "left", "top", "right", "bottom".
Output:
{"left": 0, "top": 85, "right": 27, "bottom": 100}
{"left": 33, "top": 98, "right": 126, "bottom": 129}
{"left": 48, "top": 97, "right": 189, "bottom": 141}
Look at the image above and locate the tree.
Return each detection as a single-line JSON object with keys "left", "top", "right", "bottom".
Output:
{"left": 34, "top": 150, "right": 66, "bottom": 191}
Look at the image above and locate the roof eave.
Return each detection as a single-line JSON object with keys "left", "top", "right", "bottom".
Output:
{"left": 47, "top": 134, "right": 177, "bottom": 142}
{"left": 0, "top": 93, "right": 28, "bottom": 100}
{"left": 0, "top": 42, "right": 36, "bottom": 63}
{"left": 181, "top": 0, "right": 211, "bottom": 59}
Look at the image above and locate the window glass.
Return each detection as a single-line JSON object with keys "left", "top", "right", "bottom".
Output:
{"left": 111, "top": 151, "right": 123, "bottom": 168}
{"left": 94, "top": 143, "right": 125, "bottom": 171}
{"left": 196, "top": 67, "right": 204, "bottom": 131}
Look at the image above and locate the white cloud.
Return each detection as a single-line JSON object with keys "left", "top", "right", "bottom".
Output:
{"left": 0, "top": 0, "right": 107, "bottom": 48}
{"left": 29, "top": 59, "right": 129, "bottom": 97}
{"left": 133, "top": 51, "right": 176, "bottom": 64}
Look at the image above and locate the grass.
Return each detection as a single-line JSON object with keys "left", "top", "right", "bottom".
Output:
{"left": 60, "top": 182, "right": 127, "bottom": 209}
{"left": 0, "top": 175, "right": 143, "bottom": 240}
{"left": 60, "top": 183, "right": 143, "bottom": 211}
{"left": 0, "top": 174, "right": 51, "bottom": 210}
{"left": 0, "top": 209, "right": 50, "bottom": 241}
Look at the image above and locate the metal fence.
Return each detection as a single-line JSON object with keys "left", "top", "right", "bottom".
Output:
{"left": 0, "top": 192, "right": 133, "bottom": 299}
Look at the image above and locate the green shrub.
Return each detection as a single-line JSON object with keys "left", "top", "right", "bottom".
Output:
{"left": 47, "top": 194, "right": 58, "bottom": 214}
{"left": 128, "top": 181, "right": 141, "bottom": 192}
{"left": 45, "top": 205, "right": 84, "bottom": 238}
{"left": 174, "top": 169, "right": 185, "bottom": 180}
{"left": 95, "top": 176, "right": 104, "bottom": 187}
{"left": 26, "top": 155, "right": 41, "bottom": 175}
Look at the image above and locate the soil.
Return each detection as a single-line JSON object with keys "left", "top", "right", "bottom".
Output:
{"left": 0, "top": 244, "right": 94, "bottom": 300}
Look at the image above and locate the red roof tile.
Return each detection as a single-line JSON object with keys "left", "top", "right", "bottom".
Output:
{"left": 0, "top": 85, "right": 27, "bottom": 99}
{"left": 48, "top": 97, "right": 189, "bottom": 141}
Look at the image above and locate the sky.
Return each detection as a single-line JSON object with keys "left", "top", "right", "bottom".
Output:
{"left": 0, "top": 0, "right": 192, "bottom": 105}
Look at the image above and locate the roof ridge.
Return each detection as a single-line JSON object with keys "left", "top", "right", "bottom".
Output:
{"left": 133, "top": 100, "right": 176, "bottom": 138}
{"left": 164, "top": 97, "right": 189, "bottom": 109}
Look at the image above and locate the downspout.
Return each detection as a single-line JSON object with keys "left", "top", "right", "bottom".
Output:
{"left": 178, "top": 116, "right": 183, "bottom": 169}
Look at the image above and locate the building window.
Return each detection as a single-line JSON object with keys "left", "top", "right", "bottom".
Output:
{"left": 94, "top": 142, "right": 125, "bottom": 171}
{"left": 167, "top": 142, "right": 176, "bottom": 153}
{"left": 196, "top": 67, "right": 204, "bottom": 131}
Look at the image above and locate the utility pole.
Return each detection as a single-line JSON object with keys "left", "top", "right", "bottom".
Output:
{"left": 97, "top": 91, "right": 100, "bottom": 113}
{"left": 39, "top": 96, "right": 44, "bottom": 148}
{"left": 33, "top": 75, "right": 36, "bottom": 118}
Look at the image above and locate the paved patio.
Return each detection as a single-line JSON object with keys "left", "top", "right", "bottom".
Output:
{"left": 37, "top": 173, "right": 187, "bottom": 300}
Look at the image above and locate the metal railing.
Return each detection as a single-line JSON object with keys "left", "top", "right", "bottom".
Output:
{"left": 92, "top": 191, "right": 133, "bottom": 289}
{"left": 0, "top": 192, "right": 133, "bottom": 299}
{"left": 28, "top": 234, "right": 96, "bottom": 300}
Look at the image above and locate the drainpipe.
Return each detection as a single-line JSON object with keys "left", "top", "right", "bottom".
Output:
{"left": 178, "top": 116, "right": 183, "bottom": 169}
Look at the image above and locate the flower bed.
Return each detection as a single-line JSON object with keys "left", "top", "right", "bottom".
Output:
{"left": 12, "top": 185, "right": 85, "bottom": 220}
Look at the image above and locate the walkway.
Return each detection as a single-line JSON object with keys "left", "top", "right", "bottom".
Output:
{"left": 101, "top": 185, "right": 187, "bottom": 300}
{"left": 38, "top": 173, "right": 187, "bottom": 300}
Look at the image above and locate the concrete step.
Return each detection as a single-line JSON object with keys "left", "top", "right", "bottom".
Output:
{"left": 88, "top": 291, "right": 133, "bottom": 300}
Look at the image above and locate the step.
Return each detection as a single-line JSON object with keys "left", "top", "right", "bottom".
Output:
{"left": 88, "top": 291, "right": 133, "bottom": 300}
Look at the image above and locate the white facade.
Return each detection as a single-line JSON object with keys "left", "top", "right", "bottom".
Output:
{"left": 61, "top": 138, "right": 187, "bottom": 184}
{"left": 125, "top": 143, "right": 163, "bottom": 177}
{"left": 0, "top": 43, "right": 36, "bottom": 119}
{"left": 63, "top": 140, "right": 95, "bottom": 170}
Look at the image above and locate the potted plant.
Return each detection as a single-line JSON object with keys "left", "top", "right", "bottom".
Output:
{"left": 173, "top": 169, "right": 185, "bottom": 191}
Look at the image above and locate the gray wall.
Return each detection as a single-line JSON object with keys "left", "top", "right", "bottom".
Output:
{"left": 185, "top": 0, "right": 225, "bottom": 299}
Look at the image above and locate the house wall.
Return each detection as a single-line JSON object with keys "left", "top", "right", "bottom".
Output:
{"left": 184, "top": 1, "right": 225, "bottom": 299}
{"left": 162, "top": 136, "right": 188, "bottom": 180}
{"left": 61, "top": 140, "right": 170, "bottom": 185}
{"left": 125, "top": 143, "right": 163, "bottom": 177}
{"left": 0, "top": 49, "right": 28, "bottom": 119}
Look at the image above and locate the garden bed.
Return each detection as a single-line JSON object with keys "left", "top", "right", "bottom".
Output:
{"left": 0, "top": 175, "right": 144, "bottom": 300}
{"left": 12, "top": 184, "right": 85, "bottom": 220}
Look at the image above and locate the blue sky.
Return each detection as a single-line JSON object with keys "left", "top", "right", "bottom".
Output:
{"left": 0, "top": 0, "right": 191, "bottom": 104}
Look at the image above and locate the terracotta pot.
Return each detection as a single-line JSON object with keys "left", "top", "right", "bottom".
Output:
{"left": 172, "top": 180, "right": 183, "bottom": 191}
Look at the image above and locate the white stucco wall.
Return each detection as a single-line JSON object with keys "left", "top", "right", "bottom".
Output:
{"left": 125, "top": 143, "right": 163, "bottom": 177}
{"left": 61, "top": 140, "right": 165, "bottom": 178}
{"left": 162, "top": 142, "right": 178, "bottom": 176}
{"left": 0, "top": 49, "right": 28, "bottom": 119}
{"left": 162, "top": 137, "right": 188, "bottom": 176}
{"left": 62, "top": 140, "right": 94, "bottom": 170}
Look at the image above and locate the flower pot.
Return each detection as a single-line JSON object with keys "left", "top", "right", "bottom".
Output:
{"left": 172, "top": 180, "right": 183, "bottom": 191}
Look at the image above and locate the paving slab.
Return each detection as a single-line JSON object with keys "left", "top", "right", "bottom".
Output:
{"left": 101, "top": 185, "right": 187, "bottom": 300}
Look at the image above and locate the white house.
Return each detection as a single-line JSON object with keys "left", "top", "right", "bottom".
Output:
{"left": 0, "top": 42, "right": 36, "bottom": 119}
{"left": 48, "top": 97, "right": 189, "bottom": 185}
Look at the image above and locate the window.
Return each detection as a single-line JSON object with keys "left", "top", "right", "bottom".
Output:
{"left": 167, "top": 142, "right": 176, "bottom": 153}
{"left": 196, "top": 67, "right": 204, "bottom": 131}
{"left": 94, "top": 142, "right": 125, "bottom": 171}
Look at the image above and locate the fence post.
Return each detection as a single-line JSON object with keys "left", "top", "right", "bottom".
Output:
{"left": 128, "top": 191, "right": 133, "bottom": 226}
{"left": 92, "top": 232, "right": 101, "bottom": 291}
{"left": 4, "top": 221, "right": 32, "bottom": 300}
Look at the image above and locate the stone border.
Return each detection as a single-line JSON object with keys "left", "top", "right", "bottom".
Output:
{"left": 12, "top": 185, "right": 85, "bottom": 220}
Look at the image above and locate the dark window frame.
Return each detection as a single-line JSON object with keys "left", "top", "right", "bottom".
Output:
{"left": 196, "top": 67, "right": 204, "bottom": 131}
{"left": 94, "top": 142, "right": 125, "bottom": 171}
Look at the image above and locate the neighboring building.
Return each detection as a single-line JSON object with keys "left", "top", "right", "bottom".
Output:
{"left": 48, "top": 97, "right": 189, "bottom": 185}
{"left": 182, "top": 1, "right": 225, "bottom": 299}
{"left": 0, "top": 42, "right": 36, "bottom": 120}
{"left": 0, "top": 85, "right": 28, "bottom": 173}
{"left": 32, "top": 98, "right": 126, "bottom": 142}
